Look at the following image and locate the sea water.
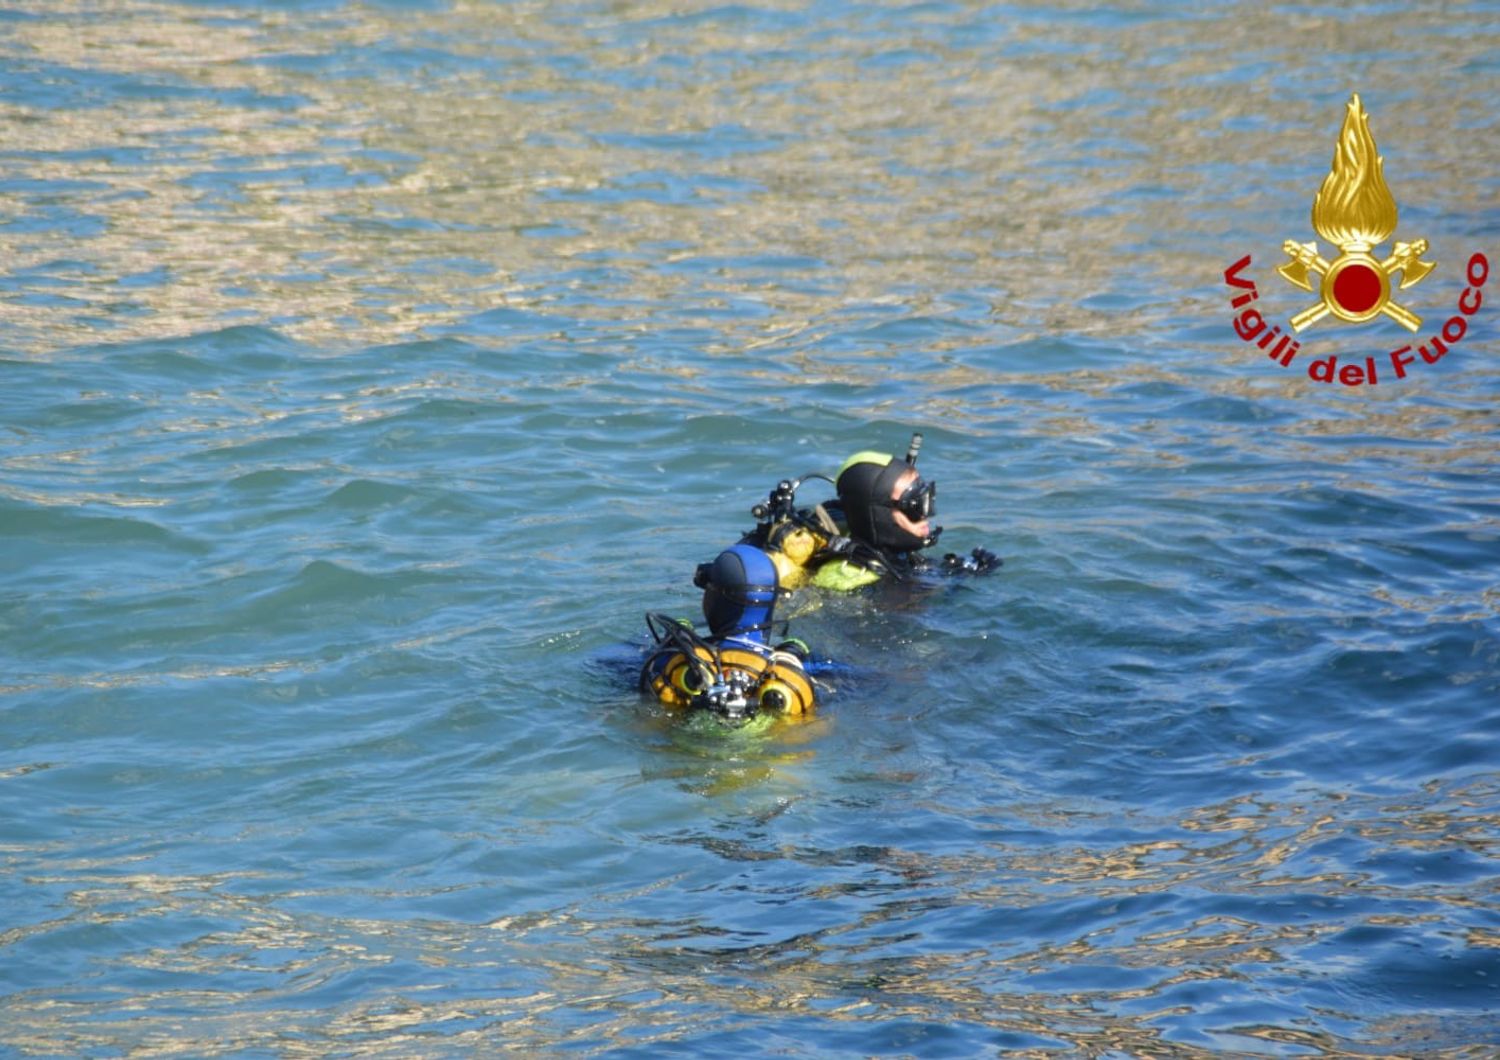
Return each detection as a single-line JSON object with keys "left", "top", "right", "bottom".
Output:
{"left": 3, "top": 1, "right": 1498, "bottom": 1054}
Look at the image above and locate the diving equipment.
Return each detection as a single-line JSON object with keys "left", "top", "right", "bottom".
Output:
{"left": 640, "top": 612, "right": 816, "bottom": 721}
{"left": 905, "top": 431, "right": 923, "bottom": 466}
{"left": 941, "top": 547, "right": 1002, "bottom": 574}
{"left": 809, "top": 558, "right": 884, "bottom": 591}
{"left": 739, "top": 433, "right": 1001, "bottom": 592}
{"left": 883, "top": 477, "right": 936, "bottom": 521}
{"left": 740, "top": 434, "right": 945, "bottom": 589}
{"left": 744, "top": 473, "right": 840, "bottom": 589}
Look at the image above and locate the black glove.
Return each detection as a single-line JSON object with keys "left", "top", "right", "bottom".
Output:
{"left": 774, "top": 638, "right": 811, "bottom": 662}
{"left": 941, "top": 547, "right": 1002, "bottom": 574}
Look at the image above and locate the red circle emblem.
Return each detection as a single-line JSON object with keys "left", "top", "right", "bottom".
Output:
{"left": 1332, "top": 262, "right": 1384, "bottom": 315}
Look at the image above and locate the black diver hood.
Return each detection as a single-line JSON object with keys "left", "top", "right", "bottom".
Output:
{"left": 836, "top": 451, "right": 939, "bottom": 553}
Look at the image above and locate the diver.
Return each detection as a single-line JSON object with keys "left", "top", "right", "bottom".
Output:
{"left": 741, "top": 432, "right": 1001, "bottom": 591}
{"left": 640, "top": 543, "right": 820, "bottom": 723}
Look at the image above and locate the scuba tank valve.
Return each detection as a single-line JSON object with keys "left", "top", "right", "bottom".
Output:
{"left": 704, "top": 669, "right": 756, "bottom": 721}
{"left": 752, "top": 480, "right": 797, "bottom": 525}
{"left": 751, "top": 473, "right": 834, "bottom": 525}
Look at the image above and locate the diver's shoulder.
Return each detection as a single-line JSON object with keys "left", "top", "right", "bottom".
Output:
{"left": 810, "top": 558, "right": 883, "bottom": 591}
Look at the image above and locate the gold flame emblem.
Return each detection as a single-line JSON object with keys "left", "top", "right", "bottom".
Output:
{"left": 1277, "top": 94, "right": 1433, "bottom": 332}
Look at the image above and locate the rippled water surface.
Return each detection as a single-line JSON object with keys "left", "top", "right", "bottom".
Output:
{"left": 4, "top": 1, "right": 1499, "bottom": 1055}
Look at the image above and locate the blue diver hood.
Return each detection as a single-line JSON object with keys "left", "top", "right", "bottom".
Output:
{"left": 695, "top": 543, "right": 779, "bottom": 643}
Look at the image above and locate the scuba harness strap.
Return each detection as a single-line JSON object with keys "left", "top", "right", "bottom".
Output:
{"left": 813, "top": 534, "right": 916, "bottom": 581}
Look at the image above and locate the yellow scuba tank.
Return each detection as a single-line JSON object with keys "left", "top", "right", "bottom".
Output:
{"left": 749, "top": 475, "right": 843, "bottom": 589}
{"left": 649, "top": 643, "right": 717, "bottom": 709}
{"left": 764, "top": 520, "right": 830, "bottom": 589}
{"left": 755, "top": 649, "right": 816, "bottom": 717}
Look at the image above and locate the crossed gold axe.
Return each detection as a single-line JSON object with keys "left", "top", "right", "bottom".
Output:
{"left": 1277, "top": 239, "right": 1434, "bottom": 332}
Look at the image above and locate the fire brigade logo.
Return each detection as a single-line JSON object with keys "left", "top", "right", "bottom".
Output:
{"left": 1276, "top": 93, "right": 1434, "bottom": 333}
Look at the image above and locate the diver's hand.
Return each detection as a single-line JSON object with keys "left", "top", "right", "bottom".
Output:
{"left": 774, "top": 638, "right": 811, "bottom": 662}
{"left": 941, "top": 547, "right": 1002, "bottom": 574}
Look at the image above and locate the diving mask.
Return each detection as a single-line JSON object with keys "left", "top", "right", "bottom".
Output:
{"left": 881, "top": 478, "right": 936, "bottom": 521}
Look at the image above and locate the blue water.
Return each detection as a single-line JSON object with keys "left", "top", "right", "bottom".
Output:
{"left": 4, "top": 1, "right": 1499, "bottom": 1055}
